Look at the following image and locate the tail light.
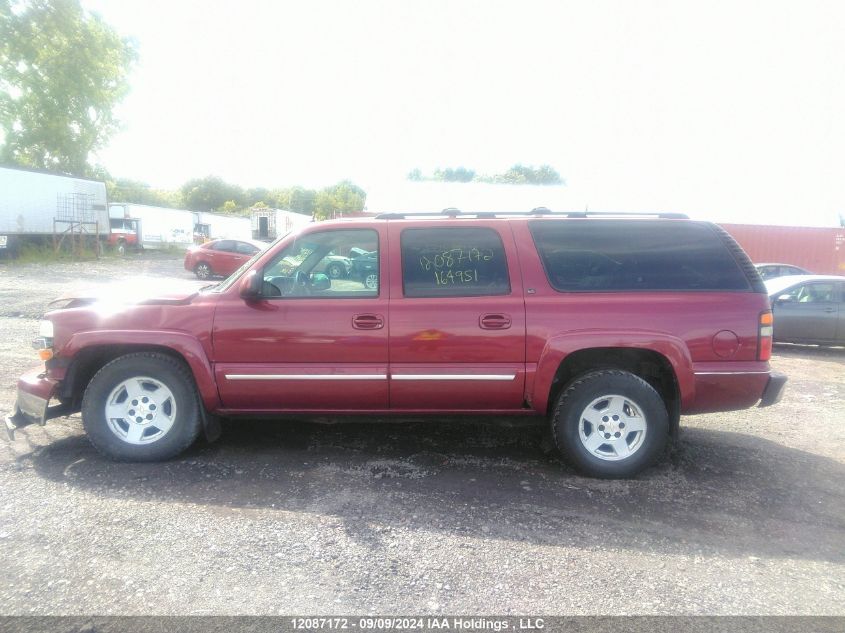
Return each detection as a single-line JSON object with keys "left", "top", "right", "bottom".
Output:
{"left": 758, "top": 311, "right": 773, "bottom": 361}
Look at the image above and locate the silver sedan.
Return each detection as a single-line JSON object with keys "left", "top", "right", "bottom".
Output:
{"left": 766, "top": 274, "right": 845, "bottom": 345}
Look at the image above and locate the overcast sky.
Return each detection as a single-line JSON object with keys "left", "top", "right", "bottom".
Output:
{"left": 83, "top": 0, "right": 845, "bottom": 225}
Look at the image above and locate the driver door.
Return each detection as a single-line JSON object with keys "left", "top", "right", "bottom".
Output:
{"left": 212, "top": 226, "right": 389, "bottom": 412}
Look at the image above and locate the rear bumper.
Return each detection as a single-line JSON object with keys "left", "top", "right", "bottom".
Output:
{"left": 685, "top": 363, "right": 788, "bottom": 414}
{"left": 4, "top": 366, "right": 70, "bottom": 440}
{"left": 759, "top": 372, "right": 788, "bottom": 408}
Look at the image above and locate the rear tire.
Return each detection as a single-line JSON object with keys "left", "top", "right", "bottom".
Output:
{"left": 194, "top": 262, "right": 212, "bottom": 279}
{"left": 551, "top": 370, "right": 668, "bottom": 478}
{"left": 81, "top": 352, "right": 202, "bottom": 461}
{"left": 326, "top": 262, "right": 345, "bottom": 279}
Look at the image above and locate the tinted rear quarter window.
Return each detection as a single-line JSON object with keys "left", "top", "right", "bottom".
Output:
{"left": 213, "top": 240, "right": 235, "bottom": 252}
{"left": 235, "top": 242, "right": 259, "bottom": 255}
{"left": 401, "top": 227, "right": 511, "bottom": 297}
{"left": 529, "top": 220, "right": 751, "bottom": 292}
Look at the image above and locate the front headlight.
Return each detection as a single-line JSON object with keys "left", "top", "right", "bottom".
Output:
{"left": 33, "top": 320, "right": 54, "bottom": 360}
{"left": 38, "top": 320, "right": 54, "bottom": 339}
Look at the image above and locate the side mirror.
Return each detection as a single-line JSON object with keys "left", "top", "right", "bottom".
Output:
{"left": 775, "top": 293, "right": 794, "bottom": 304}
{"left": 310, "top": 272, "right": 330, "bottom": 291}
{"left": 239, "top": 270, "right": 262, "bottom": 299}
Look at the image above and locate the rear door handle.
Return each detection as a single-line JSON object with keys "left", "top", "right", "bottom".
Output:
{"left": 479, "top": 313, "right": 512, "bottom": 329}
{"left": 352, "top": 313, "right": 384, "bottom": 330}
{"left": 823, "top": 307, "right": 836, "bottom": 313}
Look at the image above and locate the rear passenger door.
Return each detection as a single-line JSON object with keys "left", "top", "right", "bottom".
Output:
{"left": 387, "top": 222, "right": 526, "bottom": 411}
{"left": 209, "top": 240, "right": 242, "bottom": 275}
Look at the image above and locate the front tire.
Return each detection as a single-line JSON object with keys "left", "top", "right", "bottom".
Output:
{"left": 551, "top": 370, "right": 668, "bottom": 478}
{"left": 81, "top": 352, "right": 202, "bottom": 461}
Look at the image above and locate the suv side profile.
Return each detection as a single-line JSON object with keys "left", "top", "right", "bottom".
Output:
{"left": 6, "top": 211, "right": 786, "bottom": 478}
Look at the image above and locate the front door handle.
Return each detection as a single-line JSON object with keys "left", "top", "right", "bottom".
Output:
{"left": 479, "top": 313, "right": 512, "bottom": 329}
{"left": 352, "top": 313, "right": 384, "bottom": 330}
{"left": 823, "top": 307, "right": 836, "bottom": 313}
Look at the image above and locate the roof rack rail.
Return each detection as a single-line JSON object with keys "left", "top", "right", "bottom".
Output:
{"left": 371, "top": 210, "right": 689, "bottom": 220}
{"left": 560, "top": 211, "right": 689, "bottom": 219}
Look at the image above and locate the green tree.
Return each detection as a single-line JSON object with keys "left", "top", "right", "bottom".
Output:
{"left": 180, "top": 176, "right": 246, "bottom": 211}
{"left": 107, "top": 177, "right": 182, "bottom": 208}
{"left": 245, "top": 187, "right": 272, "bottom": 207}
{"left": 218, "top": 199, "right": 243, "bottom": 215}
{"left": 432, "top": 166, "right": 475, "bottom": 182}
{"left": 531, "top": 164, "right": 564, "bottom": 185}
{"left": 312, "top": 180, "right": 366, "bottom": 221}
{"left": 497, "top": 163, "right": 563, "bottom": 185}
{"left": 272, "top": 186, "right": 316, "bottom": 215}
{"left": 0, "top": 0, "right": 137, "bottom": 176}
{"left": 413, "top": 164, "right": 562, "bottom": 185}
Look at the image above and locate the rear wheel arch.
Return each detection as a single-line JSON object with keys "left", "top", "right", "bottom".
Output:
{"left": 543, "top": 347, "right": 681, "bottom": 435}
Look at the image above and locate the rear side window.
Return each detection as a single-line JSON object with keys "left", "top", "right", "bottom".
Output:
{"left": 401, "top": 227, "right": 511, "bottom": 297}
{"left": 212, "top": 240, "right": 235, "bottom": 252}
{"left": 529, "top": 220, "right": 751, "bottom": 292}
{"left": 235, "top": 242, "right": 259, "bottom": 255}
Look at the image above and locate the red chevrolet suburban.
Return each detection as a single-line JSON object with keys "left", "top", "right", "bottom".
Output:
{"left": 6, "top": 210, "right": 786, "bottom": 477}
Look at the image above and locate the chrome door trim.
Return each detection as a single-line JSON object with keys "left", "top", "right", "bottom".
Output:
{"left": 225, "top": 374, "right": 387, "bottom": 381}
{"left": 390, "top": 374, "right": 516, "bottom": 381}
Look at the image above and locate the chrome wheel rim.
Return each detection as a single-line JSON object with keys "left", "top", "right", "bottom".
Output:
{"left": 105, "top": 376, "right": 178, "bottom": 445}
{"left": 577, "top": 394, "right": 647, "bottom": 461}
{"left": 327, "top": 264, "right": 342, "bottom": 279}
{"left": 365, "top": 274, "right": 378, "bottom": 290}
{"left": 196, "top": 263, "right": 210, "bottom": 279}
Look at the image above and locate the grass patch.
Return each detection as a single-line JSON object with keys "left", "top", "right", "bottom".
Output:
{"left": 2, "top": 240, "right": 107, "bottom": 265}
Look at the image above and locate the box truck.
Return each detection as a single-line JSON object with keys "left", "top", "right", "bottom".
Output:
{"left": 108, "top": 203, "right": 194, "bottom": 251}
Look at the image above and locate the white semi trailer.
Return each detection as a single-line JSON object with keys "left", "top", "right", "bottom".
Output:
{"left": 0, "top": 166, "right": 109, "bottom": 254}
{"left": 192, "top": 211, "right": 251, "bottom": 241}
{"left": 250, "top": 207, "right": 311, "bottom": 241}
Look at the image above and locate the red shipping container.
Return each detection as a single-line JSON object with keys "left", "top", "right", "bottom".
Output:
{"left": 718, "top": 223, "right": 845, "bottom": 275}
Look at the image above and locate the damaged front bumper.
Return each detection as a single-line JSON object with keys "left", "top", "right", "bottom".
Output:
{"left": 4, "top": 366, "right": 72, "bottom": 440}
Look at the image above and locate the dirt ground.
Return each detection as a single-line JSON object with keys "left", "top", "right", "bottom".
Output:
{"left": 0, "top": 255, "right": 843, "bottom": 615}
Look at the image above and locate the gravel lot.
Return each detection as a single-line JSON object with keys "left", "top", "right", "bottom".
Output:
{"left": 0, "top": 255, "right": 843, "bottom": 616}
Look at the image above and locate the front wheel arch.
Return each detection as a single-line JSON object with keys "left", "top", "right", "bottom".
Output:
{"left": 57, "top": 342, "right": 220, "bottom": 440}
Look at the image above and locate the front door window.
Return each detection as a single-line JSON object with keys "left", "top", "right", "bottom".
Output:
{"left": 261, "top": 229, "right": 379, "bottom": 298}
